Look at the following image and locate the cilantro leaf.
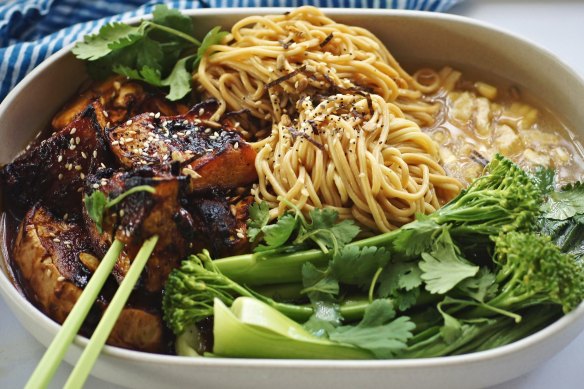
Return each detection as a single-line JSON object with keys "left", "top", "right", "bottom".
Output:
{"left": 247, "top": 201, "right": 270, "bottom": 242}
{"left": 391, "top": 216, "right": 442, "bottom": 256}
{"left": 84, "top": 191, "right": 107, "bottom": 233}
{"left": 151, "top": 4, "right": 195, "bottom": 37}
{"left": 456, "top": 268, "right": 498, "bottom": 302}
{"left": 392, "top": 287, "right": 420, "bottom": 311}
{"left": 377, "top": 262, "right": 422, "bottom": 299}
{"left": 295, "top": 208, "right": 360, "bottom": 253}
{"left": 72, "top": 23, "right": 146, "bottom": 61}
{"left": 195, "top": 26, "right": 228, "bottom": 66}
{"left": 255, "top": 213, "right": 298, "bottom": 251}
{"left": 542, "top": 182, "right": 584, "bottom": 220}
{"left": 327, "top": 300, "right": 415, "bottom": 358}
{"left": 419, "top": 229, "right": 479, "bottom": 294}
{"left": 531, "top": 167, "right": 555, "bottom": 195}
{"left": 301, "top": 262, "right": 339, "bottom": 302}
{"left": 72, "top": 5, "right": 229, "bottom": 101}
{"left": 330, "top": 245, "right": 390, "bottom": 288}
{"left": 161, "top": 55, "right": 194, "bottom": 100}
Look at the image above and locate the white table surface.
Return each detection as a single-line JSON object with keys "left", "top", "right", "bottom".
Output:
{"left": 2, "top": 1, "right": 584, "bottom": 388}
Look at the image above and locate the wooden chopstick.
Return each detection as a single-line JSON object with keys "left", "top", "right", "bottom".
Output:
{"left": 24, "top": 235, "right": 159, "bottom": 389}
{"left": 63, "top": 235, "right": 158, "bottom": 389}
{"left": 25, "top": 239, "right": 124, "bottom": 389}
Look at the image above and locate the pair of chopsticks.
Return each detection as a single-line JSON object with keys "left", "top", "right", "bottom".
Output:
{"left": 25, "top": 236, "right": 159, "bottom": 389}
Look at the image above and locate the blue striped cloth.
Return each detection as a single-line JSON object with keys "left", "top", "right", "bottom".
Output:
{"left": 0, "top": 0, "right": 462, "bottom": 101}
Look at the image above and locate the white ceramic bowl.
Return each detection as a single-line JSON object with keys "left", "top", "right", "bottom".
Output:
{"left": 2, "top": 8, "right": 584, "bottom": 389}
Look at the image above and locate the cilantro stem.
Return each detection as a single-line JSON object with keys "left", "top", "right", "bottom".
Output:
{"left": 368, "top": 267, "right": 384, "bottom": 303}
{"left": 106, "top": 185, "right": 156, "bottom": 209}
{"left": 146, "top": 22, "right": 201, "bottom": 46}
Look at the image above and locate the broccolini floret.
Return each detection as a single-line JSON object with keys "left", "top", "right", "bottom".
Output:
{"left": 486, "top": 231, "right": 584, "bottom": 314}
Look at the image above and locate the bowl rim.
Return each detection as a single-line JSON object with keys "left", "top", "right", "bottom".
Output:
{"left": 1, "top": 6, "right": 584, "bottom": 369}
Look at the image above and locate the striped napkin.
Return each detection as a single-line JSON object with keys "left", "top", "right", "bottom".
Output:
{"left": 0, "top": 0, "right": 462, "bottom": 101}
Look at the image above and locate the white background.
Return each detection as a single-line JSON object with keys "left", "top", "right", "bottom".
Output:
{"left": 2, "top": 0, "right": 584, "bottom": 387}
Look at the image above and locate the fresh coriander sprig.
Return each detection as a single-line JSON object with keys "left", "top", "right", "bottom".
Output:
{"left": 84, "top": 185, "right": 156, "bottom": 233}
{"left": 72, "top": 5, "right": 228, "bottom": 100}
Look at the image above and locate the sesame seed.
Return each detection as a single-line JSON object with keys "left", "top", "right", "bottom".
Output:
{"left": 92, "top": 183, "right": 99, "bottom": 189}
{"left": 103, "top": 111, "right": 109, "bottom": 117}
{"left": 149, "top": 112, "right": 155, "bottom": 117}
{"left": 147, "top": 123, "right": 155, "bottom": 129}
{"left": 125, "top": 137, "right": 133, "bottom": 143}
{"left": 236, "top": 232, "right": 245, "bottom": 239}
{"left": 205, "top": 128, "right": 211, "bottom": 134}
{"left": 198, "top": 108, "right": 205, "bottom": 116}
{"left": 126, "top": 120, "right": 133, "bottom": 125}
{"left": 58, "top": 173, "right": 64, "bottom": 180}
{"left": 111, "top": 140, "right": 119, "bottom": 145}
{"left": 233, "top": 142, "right": 239, "bottom": 149}
{"left": 81, "top": 151, "right": 87, "bottom": 159}
{"left": 53, "top": 238, "right": 61, "bottom": 243}
{"left": 182, "top": 120, "right": 188, "bottom": 126}
{"left": 63, "top": 214, "right": 68, "bottom": 221}
{"left": 57, "top": 155, "right": 63, "bottom": 162}
{"left": 57, "top": 276, "right": 65, "bottom": 282}
{"left": 26, "top": 145, "right": 31, "bottom": 151}
{"left": 75, "top": 165, "right": 82, "bottom": 171}
{"left": 93, "top": 150, "right": 97, "bottom": 158}
{"left": 100, "top": 163, "right": 106, "bottom": 169}
{"left": 70, "top": 138, "right": 75, "bottom": 145}
{"left": 155, "top": 112, "right": 161, "bottom": 119}
{"left": 63, "top": 240, "right": 72, "bottom": 245}
{"left": 120, "top": 209, "right": 125, "bottom": 217}
{"left": 80, "top": 173, "right": 85, "bottom": 179}
{"left": 70, "top": 128, "right": 77, "bottom": 135}
{"left": 75, "top": 137, "right": 80, "bottom": 144}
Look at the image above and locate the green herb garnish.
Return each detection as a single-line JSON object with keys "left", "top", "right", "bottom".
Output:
{"left": 72, "top": 5, "right": 228, "bottom": 100}
{"left": 84, "top": 185, "right": 156, "bottom": 233}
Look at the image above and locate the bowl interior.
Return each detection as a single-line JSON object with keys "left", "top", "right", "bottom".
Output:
{"left": 1, "top": 8, "right": 584, "bottom": 389}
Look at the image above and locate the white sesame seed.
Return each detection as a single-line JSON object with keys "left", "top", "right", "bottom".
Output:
{"left": 155, "top": 112, "right": 161, "bottom": 119}
{"left": 57, "top": 155, "right": 63, "bottom": 163}
{"left": 58, "top": 173, "right": 64, "bottom": 180}
{"left": 75, "top": 137, "right": 81, "bottom": 145}
{"left": 63, "top": 240, "right": 72, "bottom": 245}
{"left": 26, "top": 145, "right": 31, "bottom": 151}
{"left": 236, "top": 232, "right": 245, "bottom": 239}
{"left": 70, "top": 138, "right": 75, "bottom": 145}
{"left": 75, "top": 165, "right": 82, "bottom": 171}
{"left": 111, "top": 140, "right": 119, "bottom": 145}
{"left": 182, "top": 120, "right": 188, "bottom": 126}
{"left": 70, "top": 128, "right": 77, "bottom": 135}
{"left": 92, "top": 183, "right": 99, "bottom": 189}
{"left": 198, "top": 108, "right": 205, "bottom": 116}
{"left": 103, "top": 110, "right": 109, "bottom": 117}
{"left": 81, "top": 151, "right": 87, "bottom": 159}
{"left": 149, "top": 112, "right": 155, "bottom": 117}
{"left": 100, "top": 163, "right": 106, "bottom": 169}
{"left": 63, "top": 213, "right": 68, "bottom": 221}
{"left": 53, "top": 238, "right": 61, "bottom": 243}
{"left": 125, "top": 137, "right": 134, "bottom": 143}
{"left": 80, "top": 173, "right": 85, "bottom": 179}
{"left": 93, "top": 150, "right": 97, "bottom": 158}
{"left": 57, "top": 276, "right": 65, "bottom": 282}
{"left": 205, "top": 128, "right": 211, "bottom": 134}
{"left": 126, "top": 120, "right": 133, "bottom": 125}
{"left": 234, "top": 142, "right": 239, "bottom": 149}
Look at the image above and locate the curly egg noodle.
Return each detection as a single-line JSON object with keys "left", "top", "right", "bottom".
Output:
{"left": 196, "top": 6, "right": 463, "bottom": 232}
